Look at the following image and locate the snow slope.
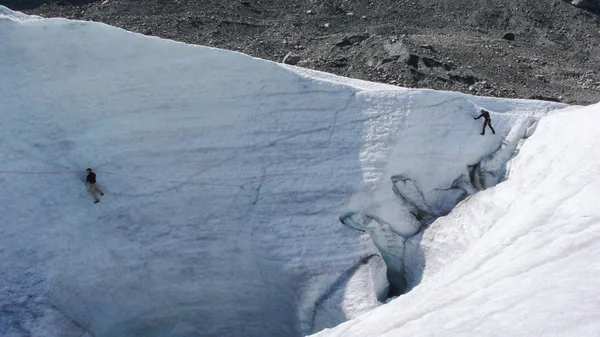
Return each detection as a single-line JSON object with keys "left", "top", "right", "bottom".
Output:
{"left": 0, "top": 6, "right": 583, "bottom": 337}
{"left": 313, "top": 102, "right": 600, "bottom": 336}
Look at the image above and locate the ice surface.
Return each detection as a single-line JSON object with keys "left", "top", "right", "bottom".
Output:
{"left": 0, "top": 6, "right": 583, "bottom": 337}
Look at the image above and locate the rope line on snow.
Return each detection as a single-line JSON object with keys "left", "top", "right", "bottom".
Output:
{"left": 0, "top": 169, "right": 240, "bottom": 187}
{"left": 99, "top": 171, "right": 241, "bottom": 187}
{"left": 0, "top": 170, "right": 80, "bottom": 175}
{"left": 0, "top": 145, "right": 357, "bottom": 188}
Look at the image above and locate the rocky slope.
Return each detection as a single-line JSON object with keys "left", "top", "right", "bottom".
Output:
{"left": 3, "top": 0, "right": 599, "bottom": 104}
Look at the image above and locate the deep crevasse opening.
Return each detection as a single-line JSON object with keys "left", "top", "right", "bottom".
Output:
{"left": 312, "top": 104, "right": 600, "bottom": 337}
{"left": 340, "top": 93, "right": 550, "bottom": 296}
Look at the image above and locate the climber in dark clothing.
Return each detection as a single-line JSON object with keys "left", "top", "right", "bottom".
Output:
{"left": 474, "top": 108, "right": 496, "bottom": 135}
{"left": 85, "top": 168, "right": 104, "bottom": 203}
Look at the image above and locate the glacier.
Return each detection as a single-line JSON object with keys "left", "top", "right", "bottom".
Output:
{"left": 1, "top": 5, "right": 598, "bottom": 337}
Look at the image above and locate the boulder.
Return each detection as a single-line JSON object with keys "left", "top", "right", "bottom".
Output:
{"left": 336, "top": 34, "right": 370, "bottom": 47}
{"left": 502, "top": 32, "right": 515, "bottom": 41}
{"left": 283, "top": 52, "right": 301, "bottom": 65}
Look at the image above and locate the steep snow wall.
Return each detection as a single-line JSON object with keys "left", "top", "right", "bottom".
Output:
{"left": 338, "top": 91, "right": 551, "bottom": 294}
{"left": 0, "top": 6, "right": 567, "bottom": 337}
{"left": 313, "top": 103, "right": 600, "bottom": 336}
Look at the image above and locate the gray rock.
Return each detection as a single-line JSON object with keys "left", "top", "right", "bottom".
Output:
{"left": 502, "top": 32, "right": 515, "bottom": 40}
{"left": 283, "top": 52, "right": 301, "bottom": 65}
{"left": 406, "top": 54, "right": 420, "bottom": 68}
{"left": 336, "top": 34, "right": 370, "bottom": 47}
{"left": 383, "top": 40, "right": 408, "bottom": 58}
{"left": 529, "top": 94, "right": 563, "bottom": 102}
{"left": 327, "top": 57, "right": 349, "bottom": 68}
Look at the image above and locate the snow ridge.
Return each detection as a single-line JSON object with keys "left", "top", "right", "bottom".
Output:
{"left": 314, "top": 103, "right": 600, "bottom": 337}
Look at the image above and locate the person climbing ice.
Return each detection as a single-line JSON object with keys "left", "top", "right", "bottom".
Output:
{"left": 85, "top": 168, "right": 105, "bottom": 203}
{"left": 473, "top": 108, "right": 496, "bottom": 135}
